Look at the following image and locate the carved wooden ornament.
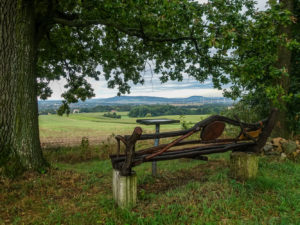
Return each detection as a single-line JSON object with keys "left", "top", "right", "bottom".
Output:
{"left": 201, "top": 121, "right": 225, "bottom": 141}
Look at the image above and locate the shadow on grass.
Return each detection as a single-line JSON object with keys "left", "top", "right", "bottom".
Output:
{"left": 138, "top": 159, "right": 225, "bottom": 194}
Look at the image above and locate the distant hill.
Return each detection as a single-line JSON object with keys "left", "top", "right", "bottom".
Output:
{"left": 38, "top": 95, "right": 233, "bottom": 111}
{"left": 97, "top": 95, "right": 228, "bottom": 104}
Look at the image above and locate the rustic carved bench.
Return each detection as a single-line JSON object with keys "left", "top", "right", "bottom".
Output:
{"left": 110, "top": 109, "right": 278, "bottom": 176}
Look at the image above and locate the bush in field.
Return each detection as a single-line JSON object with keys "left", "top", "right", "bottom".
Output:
{"left": 79, "top": 137, "right": 92, "bottom": 160}
{"left": 179, "top": 115, "right": 193, "bottom": 130}
{"left": 103, "top": 112, "right": 121, "bottom": 119}
{"left": 98, "top": 134, "right": 118, "bottom": 159}
{"left": 80, "top": 137, "right": 89, "bottom": 150}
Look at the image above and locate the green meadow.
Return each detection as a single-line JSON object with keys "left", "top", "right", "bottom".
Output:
{"left": 39, "top": 112, "right": 208, "bottom": 146}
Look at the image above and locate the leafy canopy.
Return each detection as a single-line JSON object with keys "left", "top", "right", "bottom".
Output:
{"left": 223, "top": 0, "right": 300, "bottom": 133}
{"left": 36, "top": 0, "right": 255, "bottom": 103}
{"left": 35, "top": 0, "right": 299, "bottom": 117}
{"left": 225, "top": 1, "right": 299, "bottom": 102}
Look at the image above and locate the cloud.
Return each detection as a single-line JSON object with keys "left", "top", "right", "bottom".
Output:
{"left": 48, "top": 75, "right": 220, "bottom": 99}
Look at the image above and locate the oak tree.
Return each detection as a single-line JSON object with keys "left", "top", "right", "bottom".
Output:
{"left": 1, "top": 0, "right": 298, "bottom": 176}
{"left": 224, "top": 0, "right": 299, "bottom": 138}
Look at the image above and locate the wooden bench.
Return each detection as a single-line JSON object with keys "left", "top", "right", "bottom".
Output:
{"left": 110, "top": 109, "right": 278, "bottom": 176}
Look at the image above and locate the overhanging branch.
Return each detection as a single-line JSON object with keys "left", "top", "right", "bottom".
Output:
{"left": 52, "top": 17, "right": 201, "bottom": 44}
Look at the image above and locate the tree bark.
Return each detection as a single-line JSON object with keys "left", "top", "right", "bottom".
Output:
{"left": 0, "top": 0, "right": 47, "bottom": 176}
{"left": 273, "top": 0, "right": 294, "bottom": 138}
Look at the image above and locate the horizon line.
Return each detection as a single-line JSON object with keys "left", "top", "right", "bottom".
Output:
{"left": 40, "top": 95, "right": 232, "bottom": 101}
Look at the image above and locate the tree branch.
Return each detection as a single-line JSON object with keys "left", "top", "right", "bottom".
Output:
{"left": 52, "top": 17, "right": 201, "bottom": 43}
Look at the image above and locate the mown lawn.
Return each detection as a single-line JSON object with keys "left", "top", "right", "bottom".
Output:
{"left": 1, "top": 153, "right": 299, "bottom": 225}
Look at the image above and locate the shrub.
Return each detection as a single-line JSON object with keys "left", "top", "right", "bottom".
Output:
{"left": 103, "top": 112, "right": 121, "bottom": 119}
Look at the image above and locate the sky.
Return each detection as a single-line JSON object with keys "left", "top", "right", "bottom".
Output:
{"left": 48, "top": 0, "right": 268, "bottom": 100}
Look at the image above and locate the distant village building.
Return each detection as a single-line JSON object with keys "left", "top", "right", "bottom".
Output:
{"left": 111, "top": 110, "right": 117, "bottom": 113}
{"left": 73, "top": 109, "right": 80, "bottom": 114}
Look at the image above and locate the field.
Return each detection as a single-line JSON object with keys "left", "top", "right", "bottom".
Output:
{"left": 39, "top": 112, "right": 208, "bottom": 147}
{"left": 1, "top": 112, "right": 299, "bottom": 224}
{"left": 1, "top": 154, "right": 299, "bottom": 224}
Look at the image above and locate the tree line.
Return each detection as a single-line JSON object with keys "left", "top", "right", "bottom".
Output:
{"left": 128, "top": 104, "right": 228, "bottom": 117}
{"left": 38, "top": 105, "right": 132, "bottom": 115}
{"left": 80, "top": 105, "right": 132, "bottom": 113}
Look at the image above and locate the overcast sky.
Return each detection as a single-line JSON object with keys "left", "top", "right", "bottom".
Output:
{"left": 48, "top": 0, "right": 268, "bottom": 100}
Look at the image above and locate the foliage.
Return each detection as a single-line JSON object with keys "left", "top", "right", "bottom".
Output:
{"left": 33, "top": 1, "right": 299, "bottom": 135}
{"left": 80, "top": 137, "right": 90, "bottom": 150}
{"left": 79, "top": 137, "right": 92, "bottom": 162}
{"left": 80, "top": 104, "right": 132, "bottom": 113}
{"left": 288, "top": 0, "right": 300, "bottom": 134}
{"left": 103, "top": 112, "right": 121, "bottom": 119}
{"left": 39, "top": 109, "right": 57, "bottom": 115}
{"left": 221, "top": 100, "right": 270, "bottom": 124}
{"left": 128, "top": 104, "right": 227, "bottom": 117}
{"left": 33, "top": 0, "right": 257, "bottom": 106}
{"left": 179, "top": 115, "right": 194, "bottom": 130}
{"left": 57, "top": 101, "right": 70, "bottom": 116}
{"left": 223, "top": 0, "right": 300, "bottom": 135}
{"left": 224, "top": 1, "right": 298, "bottom": 100}
{"left": 39, "top": 104, "right": 134, "bottom": 115}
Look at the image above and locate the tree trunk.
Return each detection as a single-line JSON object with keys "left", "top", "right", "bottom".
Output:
{"left": 0, "top": 0, "right": 47, "bottom": 176}
{"left": 273, "top": 0, "right": 294, "bottom": 139}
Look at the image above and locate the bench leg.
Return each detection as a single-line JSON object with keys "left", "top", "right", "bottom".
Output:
{"left": 229, "top": 152, "right": 259, "bottom": 181}
{"left": 112, "top": 169, "right": 137, "bottom": 208}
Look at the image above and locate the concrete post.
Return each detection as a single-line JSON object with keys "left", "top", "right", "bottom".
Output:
{"left": 112, "top": 169, "right": 137, "bottom": 208}
{"left": 229, "top": 151, "right": 259, "bottom": 181}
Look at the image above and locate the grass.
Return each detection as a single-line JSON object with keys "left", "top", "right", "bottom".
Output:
{"left": 1, "top": 152, "right": 299, "bottom": 224}
{"left": 39, "top": 112, "right": 208, "bottom": 147}
{"left": 2, "top": 113, "right": 299, "bottom": 224}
